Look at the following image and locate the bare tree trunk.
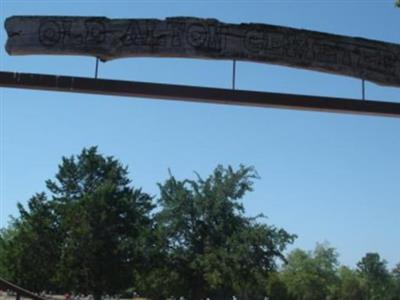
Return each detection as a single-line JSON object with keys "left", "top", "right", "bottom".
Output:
{"left": 192, "top": 276, "right": 206, "bottom": 300}
{"left": 93, "top": 293, "right": 102, "bottom": 300}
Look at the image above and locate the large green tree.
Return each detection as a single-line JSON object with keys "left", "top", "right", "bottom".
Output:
{"left": 0, "top": 147, "right": 154, "bottom": 299}
{"left": 48, "top": 147, "right": 154, "bottom": 300}
{"left": 357, "top": 253, "right": 391, "bottom": 300}
{"left": 0, "top": 193, "right": 61, "bottom": 292}
{"left": 154, "top": 165, "right": 295, "bottom": 300}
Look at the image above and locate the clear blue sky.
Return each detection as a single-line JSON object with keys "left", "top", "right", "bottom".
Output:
{"left": 0, "top": 0, "right": 399, "bottom": 269}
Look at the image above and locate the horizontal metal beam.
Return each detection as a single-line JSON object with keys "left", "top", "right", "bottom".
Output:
{"left": 0, "top": 71, "right": 399, "bottom": 117}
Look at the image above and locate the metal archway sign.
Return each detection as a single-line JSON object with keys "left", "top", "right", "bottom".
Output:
{"left": 2, "top": 16, "right": 400, "bottom": 118}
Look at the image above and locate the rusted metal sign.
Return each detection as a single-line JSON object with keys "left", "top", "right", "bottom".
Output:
{"left": 5, "top": 16, "right": 400, "bottom": 87}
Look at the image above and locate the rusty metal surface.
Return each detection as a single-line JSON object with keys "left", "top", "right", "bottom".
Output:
{"left": 0, "top": 71, "right": 399, "bottom": 117}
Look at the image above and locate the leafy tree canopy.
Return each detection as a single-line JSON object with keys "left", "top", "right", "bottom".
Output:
{"left": 3, "top": 147, "right": 400, "bottom": 300}
{"left": 0, "top": 193, "right": 61, "bottom": 292}
{"left": 0, "top": 147, "right": 154, "bottom": 300}
{"left": 357, "top": 253, "right": 392, "bottom": 300}
{"left": 154, "top": 165, "right": 296, "bottom": 300}
{"left": 51, "top": 147, "right": 154, "bottom": 300}
{"left": 282, "top": 243, "right": 339, "bottom": 300}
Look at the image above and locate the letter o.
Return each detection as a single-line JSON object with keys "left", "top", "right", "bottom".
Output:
{"left": 39, "top": 20, "right": 61, "bottom": 47}
{"left": 187, "top": 23, "right": 207, "bottom": 47}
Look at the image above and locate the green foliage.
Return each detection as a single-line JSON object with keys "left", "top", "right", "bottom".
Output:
{"left": 0, "top": 193, "right": 61, "bottom": 292}
{"left": 396, "top": 0, "right": 400, "bottom": 7}
{"left": 357, "top": 253, "right": 389, "bottom": 281}
{"left": 266, "top": 272, "right": 291, "bottom": 300}
{"left": 282, "top": 243, "right": 339, "bottom": 300}
{"left": 0, "top": 225, "right": 18, "bottom": 279}
{"left": 357, "top": 253, "right": 393, "bottom": 300}
{"left": 2, "top": 147, "right": 400, "bottom": 299}
{"left": 279, "top": 246, "right": 400, "bottom": 300}
{"left": 0, "top": 147, "right": 153, "bottom": 299}
{"left": 153, "top": 165, "right": 296, "bottom": 300}
{"left": 49, "top": 147, "right": 154, "bottom": 299}
{"left": 335, "top": 266, "right": 365, "bottom": 300}
{"left": 393, "top": 263, "right": 400, "bottom": 280}
{"left": 391, "top": 263, "right": 400, "bottom": 300}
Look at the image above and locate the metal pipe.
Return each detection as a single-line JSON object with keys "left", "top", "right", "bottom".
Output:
{"left": 0, "top": 71, "right": 399, "bottom": 118}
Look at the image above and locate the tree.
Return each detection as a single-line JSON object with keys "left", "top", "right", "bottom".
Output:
{"left": 0, "top": 225, "right": 19, "bottom": 279}
{"left": 396, "top": 0, "right": 400, "bottom": 7}
{"left": 389, "top": 263, "right": 400, "bottom": 300}
{"left": 282, "top": 243, "right": 339, "bottom": 300}
{"left": 266, "top": 272, "right": 291, "bottom": 300}
{"left": 0, "top": 147, "right": 154, "bottom": 298}
{"left": 47, "top": 147, "right": 154, "bottom": 300}
{"left": 155, "top": 165, "right": 295, "bottom": 300}
{"left": 0, "top": 193, "right": 61, "bottom": 292}
{"left": 357, "top": 253, "right": 391, "bottom": 300}
{"left": 335, "top": 266, "right": 365, "bottom": 300}
{"left": 393, "top": 263, "right": 400, "bottom": 280}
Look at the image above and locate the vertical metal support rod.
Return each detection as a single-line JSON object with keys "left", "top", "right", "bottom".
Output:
{"left": 232, "top": 60, "right": 236, "bottom": 90}
{"left": 362, "top": 79, "right": 365, "bottom": 100}
{"left": 95, "top": 58, "right": 99, "bottom": 79}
